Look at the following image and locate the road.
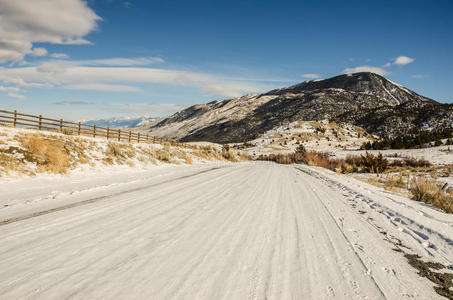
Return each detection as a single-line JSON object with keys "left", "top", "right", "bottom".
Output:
{"left": 0, "top": 162, "right": 443, "bottom": 299}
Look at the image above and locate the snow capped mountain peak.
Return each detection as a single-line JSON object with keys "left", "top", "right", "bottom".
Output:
{"left": 81, "top": 116, "right": 160, "bottom": 129}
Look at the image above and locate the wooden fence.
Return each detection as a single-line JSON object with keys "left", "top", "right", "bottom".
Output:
{"left": 0, "top": 109, "right": 164, "bottom": 144}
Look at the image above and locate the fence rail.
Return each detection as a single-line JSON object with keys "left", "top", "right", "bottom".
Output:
{"left": 0, "top": 109, "right": 164, "bottom": 144}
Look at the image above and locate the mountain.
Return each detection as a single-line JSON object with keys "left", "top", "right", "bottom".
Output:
{"left": 83, "top": 116, "right": 160, "bottom": 129}
{"left": 145, "top": 72, "right": 453, "bottom": 143}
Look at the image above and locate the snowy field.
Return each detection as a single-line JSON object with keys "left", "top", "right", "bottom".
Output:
{"left": 1, "top": 162, "right": 452, "bottom": 299}
{"left": 333, "top": 145, "right": 453, "bottom": 165}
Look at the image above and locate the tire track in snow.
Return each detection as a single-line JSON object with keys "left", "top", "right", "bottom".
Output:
{"left": 0, "top": 162, "right": 442, "bottom": 299}
{"left": 0, "top": 166, "right": 222, "bottom": 226}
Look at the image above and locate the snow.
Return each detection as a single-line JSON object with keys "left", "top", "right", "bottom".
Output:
{"left": 81, "top": 116, "right": 160, "bottom": 129}
{"left": 333, "top": 145, "right": 453, "bottom": 165}
{"left": 387, "top": 79, "right": 413, "bottom": 95}
{"left": 239, "top": 120, "right": 375, "bottom": 158}
{"left": 0, "top": 162, "right": 449, "bottom": 299}
{"left": 0, "top": 126, "right": 238, "bottom": 178}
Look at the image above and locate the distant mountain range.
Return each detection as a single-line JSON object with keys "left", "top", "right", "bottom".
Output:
{"left": 144, "top": 72, "right": 453, "bottom": 143}
{"left": 82, "top": 116, "right": 160, "bottom": 129}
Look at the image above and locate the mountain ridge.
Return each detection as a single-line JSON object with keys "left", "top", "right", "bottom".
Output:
{"left": 82, "top": 116, "right": 160, "bottom": 129}
{"left": 145, "top": 72, "right": 453, "bottom": 143}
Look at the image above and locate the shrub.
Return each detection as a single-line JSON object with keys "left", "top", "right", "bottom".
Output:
{"left": 402, "top": 157, "right": 431, "bottom": 168}
{"left": 295, "top": 144, "right": 306, "bottom": 154}
{"left": 360, "top": 152, "right": 388, "bottom": 173}
{"left": 222, "top": 144, "right": 234, "bottom": 160}
{"left": 410, "top": 177, "right": 453, "bottom": 213}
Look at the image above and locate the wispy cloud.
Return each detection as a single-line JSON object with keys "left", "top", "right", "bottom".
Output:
{"left": 343, "top": 66, "right": 389, "bottom": 76}
{"left": 64, "top": 83, "right": 141, "bottom": 92}
{"left": 412, "top": 74, "right": 426, "bottom": 79}
{"left": 75, "top": 57, "right": 164, "bottom": 66}
{"left": 53, "top": 100, "right": 95, "bottom": 105}
{"left": 0, "top": 85, "right": 20, "bottom": 92}
{"left": 7, "top": 93, "right": 25, "bottom": 99}
{"left": 301, "top": 73, "right": 321, "bottom": 79}
{"left": 31, "top": 48, "right": 48, "bottom": 57}
{"left": 0, "top": 63, "right": 268, "bottom": 97}
{"left": 50, "top": 53, "right": 69, "bottom": 59}
{"left": 0, "top": 75, "right": 53, "bottom": 88}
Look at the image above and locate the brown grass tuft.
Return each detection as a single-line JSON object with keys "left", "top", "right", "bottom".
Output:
{"left": 409, "top": 177, "right": 453, "bottom": 213}
{"left": 21, "top": 136, "right": 69, "bottom": 173}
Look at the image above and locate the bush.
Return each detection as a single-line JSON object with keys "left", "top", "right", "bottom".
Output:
{"left": 295, "top": 144, "right": 306, "bottom": 154}
{"left": 360, "top": 152, "right": 388, "bottom": 173}
{"left": 402, "top": 157, "right": 431, "bottom": 168}
{"left": 410, "top": 177, "right": 453, "bottom": 213}
{"left": 222, "top": 144, "right": 234, "bottom": 160}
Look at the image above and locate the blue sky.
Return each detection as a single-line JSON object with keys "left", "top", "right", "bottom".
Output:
{"left": 0, "top": 0, "right": 452, "bottom": 120}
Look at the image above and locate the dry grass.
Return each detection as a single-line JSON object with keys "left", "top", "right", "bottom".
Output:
{"left": 20, "top": 136, "right": 69, "bottom": 173}
{"left": 0, "top": 127, "right": 243, "bottom": 177}
{"left": 155, "top": 148, "right": 171, "bottom": 162}
{"left": 356, "top": 175, "right": 453, "bottom": 213}
{"left": 410, "top": 177, "right": 453, "bottom": 213}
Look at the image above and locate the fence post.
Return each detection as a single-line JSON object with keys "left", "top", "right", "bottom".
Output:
{"left": 13, "top": 110, "right": 17, "bottom": 127}
{"left": 138, "top": 133, "right": 140, "bottom": 143}
{"left": 107, "top": 127, "right": 109, "bottom": 140}
{"left": 128, "top": 131, "right": 131, "bottom": 142}
{"left": 93, "top": 125, "right": 96, "bottom": 138}
{"left": 38, "top": 115, "right": 42, "bottom": 130}
{"left": 78, "top": 122, "right": 81, "bottom": 135}
{"left": 118, "top": 129, "right": 121, "bottom": 141}
{"left": 59, "top": 119, "right": 63, "bottom": 131}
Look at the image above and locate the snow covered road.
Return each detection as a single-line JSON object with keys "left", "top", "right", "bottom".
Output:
{"left": 0, "top": 162, "right": 449, "bottom": 299}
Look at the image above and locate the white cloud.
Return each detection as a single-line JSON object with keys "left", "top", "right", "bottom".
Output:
{"left": 394, "top": 56, "right": 414, "bottom": 65}
{"left": 0, "top": 62, "right": 270, "bottom": 97}
{"left": 7, "top": 92, "right": 25, "bottom": 99}
{"left": 383, "top": 62, "right": 392, "bottom": 67}
{"left": 0, "top": 0, "right": 101, "bottom": 63}
{"left": 53, "top": 100, "right": 94, "bottom": 105}
{"left": 343, "top": 66, "right": 389, "bottom": 76}
{"left": 412, "top": 74, "right": 426, "bottom": 79}
{"left": 75, "top": 57, "right": 164, "bottom": 66}
{"left": 50, "top": 53, "right": 69, "bottom": 59}
{"left": 30, "top": 47, "right": 48, "bottom": 56}
{"left": 301, "top": 73, "right": 321, "bottom": 79}
{"left": 0, "top": 75, "right": 53, "bottom": 88}
{"left": 0, "top": 85, "right": 20, "bottom": 92}
{"left": 65, "top": 83, "right": 141, "bottom": 92}
{"left": 36, "top": 61, "right": 73, "bottom": 74}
